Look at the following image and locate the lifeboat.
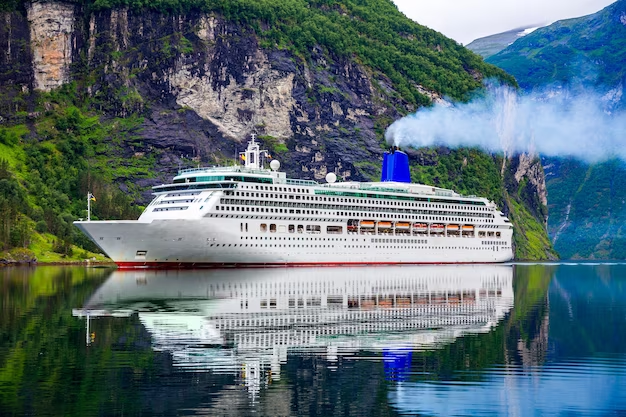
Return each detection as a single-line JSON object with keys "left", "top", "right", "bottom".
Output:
{"left": 447, "top": 224, "right": 460, "bottom": 231}
{"left": 431, "top": 224, "right": 444, "bottom": 231}
{"left": 462, "top": 225, "right": 475, "bottom": 231}
{"left": 378, "top": 221, "right": 392, "bottom": 228}
{"left": 413, "top": 223, "right": 428, "bottom": 230}
{"left": 395, "top": 222, "right": 410, "bottom": 229}
{"left": 360, "top": 221, "right": 375, "bottom": 228}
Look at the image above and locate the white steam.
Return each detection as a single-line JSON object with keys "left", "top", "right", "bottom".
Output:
{"left": 385, "top": 84, "right": 626, "bottom": 162}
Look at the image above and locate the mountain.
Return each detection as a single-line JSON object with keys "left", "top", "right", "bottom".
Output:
{"left": 0, "top": 0, "right": 556, "bottom": 261}
{"left": 488, "top": 0, "right": 626, "bottom": 100}
{"left": 466, "top": 25, "right": 542, "bottom": 59}
{"left": 486, "top": 0, "right": 626, "bottom": 259}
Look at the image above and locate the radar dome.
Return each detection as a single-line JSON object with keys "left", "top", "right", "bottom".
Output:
{"left": 270, "top": 160, "right": 281, "bottom": 171}
{"left": 326, "top": 172, "right": 337, "bottom": 183}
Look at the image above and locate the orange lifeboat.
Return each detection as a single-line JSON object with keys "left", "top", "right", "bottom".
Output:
{"left": 396, "top": 222, "right": 410, "bottom": 229}
{"left": 447, "top": 224, "right": 460, "bottom": 231}
{"left": 413, "top": 223, "right": 428, "bottom": 231}
{"left": 378, "top": 221, "right": 392, "bottom": 228}
{"left": 462, "top": 225, "right": 475, "bottom": 231}
{"left": 360, "top": 221, "right": 375, "bottom": 228}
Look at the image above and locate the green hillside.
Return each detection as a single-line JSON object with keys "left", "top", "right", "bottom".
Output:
{"left": 488, "top": 1, "right": 626, "bottom": 92}
{"left": 0, "top": 0, "right": 554, "bottom": 261}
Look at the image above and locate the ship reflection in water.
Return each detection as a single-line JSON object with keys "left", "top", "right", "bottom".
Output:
{"left": 73, "top": 265, "right": 513, "bottom": 397}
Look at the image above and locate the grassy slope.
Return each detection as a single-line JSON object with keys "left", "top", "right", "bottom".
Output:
{"left": 0, "top": 87, "right": 146, "bottom": 262}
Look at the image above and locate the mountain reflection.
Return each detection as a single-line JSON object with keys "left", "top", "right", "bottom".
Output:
{"left": 74, "top": 265, "right": 513, "bottom": 396}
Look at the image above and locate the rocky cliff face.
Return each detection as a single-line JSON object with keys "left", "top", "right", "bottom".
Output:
{"left": 3, "top": 3, "right": 402, "bottom": 187}
{"left": 0, "top": 0, "right": 556, "bottom": 259}
{"left": 27, "top": 1, "right": 74, "bottom": 91}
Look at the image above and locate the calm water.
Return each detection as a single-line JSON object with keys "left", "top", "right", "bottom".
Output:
{"left": 1, "top": 264, "right": 626, "bottom": 416}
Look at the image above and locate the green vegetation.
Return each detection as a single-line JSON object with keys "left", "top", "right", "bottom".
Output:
{"left": 257, "top": 135, "right": 288, "bottom": 155}
{"left": 0, "top": 84, "right": 144, "bottom": 260}
{"left": 409, "top": 148, "right": 504, "bottom": 203}
{"left": 0, "top": 267, "right": 157, "bottom": 415}
{"left": 488, "top": 1, "right": 626, "bottom": 90}
{"left": 507, "top": 196, "right": 556, "bottom": 260}
{"left": 546, "top": 158, "right": 626, "bottom": 259}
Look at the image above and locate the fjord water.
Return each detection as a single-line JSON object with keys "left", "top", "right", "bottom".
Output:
{"left": 1, "top": 264, "right": 626, "bottom": 416}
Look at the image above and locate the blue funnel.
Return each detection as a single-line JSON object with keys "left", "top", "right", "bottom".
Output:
{"left": 381, "top": 149, "right": 410, "bottom": 183}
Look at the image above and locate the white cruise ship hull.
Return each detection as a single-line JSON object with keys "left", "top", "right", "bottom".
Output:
{"left": 75, "top": 217, "right": 514, "bottom": 268}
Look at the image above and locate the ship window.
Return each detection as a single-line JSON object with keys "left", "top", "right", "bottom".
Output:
{"left": 297, "top": 225, "right": 304, "bottom": 233}
{"left": 270, "top": 224, "right": 277, "bottom": 233}
{"left": 327, "top": 226, "right": 343, "bottom": 234}
{"left": 260, "top": 224, "right": 267, "bottom": 232}
{"left": 306, "top": 225, "right": 321, "bottom": 234}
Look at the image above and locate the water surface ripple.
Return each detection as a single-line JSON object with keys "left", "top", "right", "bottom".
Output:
{"left": 1, "top": 264, "right": 626, "bottom": 416}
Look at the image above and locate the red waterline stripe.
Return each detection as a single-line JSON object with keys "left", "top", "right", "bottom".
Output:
{"left": 115, "top": 261, "right": 505, "bottom": 270}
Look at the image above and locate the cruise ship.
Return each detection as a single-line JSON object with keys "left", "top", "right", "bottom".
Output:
{"left": 74, "top": 135, "right": 514, "bottom": 268}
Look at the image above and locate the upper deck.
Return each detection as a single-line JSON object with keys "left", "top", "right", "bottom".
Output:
{"left": 155, "top": 135, "right": 489, "bottom": 207}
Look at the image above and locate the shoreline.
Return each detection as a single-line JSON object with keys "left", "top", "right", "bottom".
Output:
{"left": 0, "top": 260, "right": 116, "bottom": 268}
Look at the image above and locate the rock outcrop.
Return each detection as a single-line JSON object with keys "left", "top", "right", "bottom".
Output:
{"left": 27, "top": 1, "right": 75, "bottom": 92}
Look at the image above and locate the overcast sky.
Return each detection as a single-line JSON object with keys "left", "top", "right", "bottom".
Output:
{"left": 392, "top": 0, "right": 617, "bottom": 45}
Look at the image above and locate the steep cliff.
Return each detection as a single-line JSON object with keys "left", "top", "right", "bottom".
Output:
{"left": 0, "top": 0, "right": 555, "bottom": 259}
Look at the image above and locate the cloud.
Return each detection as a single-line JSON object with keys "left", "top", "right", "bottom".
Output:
{"left": 385, "top": 83, "right": 626, "bottom": 163}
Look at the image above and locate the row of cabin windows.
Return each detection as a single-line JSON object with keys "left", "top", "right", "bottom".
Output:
{"left": 373, "top": 238, "right": 428, "bottom": 244}
{"left": 483, "top": 239, "right": 504, "bottom": 244}
{"left": 479, "top": 232, "right": 501, "bottom": 238}
{"left": 235, "top": 234, "right": 505, "bottom": 245}
{"left": 227, "top": 190, "right": 490, "bottom": 211}
{"left": 174, "top": 175, "right": 273, "bottom": 184}
{"left": 156, "top": 183, "right": 237, "bottom": 192}
{"left": 208, "top": 243, "right": 508, "bottom": 251}
{"left": 258, "top": 224, "right": 329, "bottom": 234}
{"left": 220, "top": 205, "right": 320, "bottom": 215}
{"left": 240, "top": 184, "right": 309, "bottom": 194}
{"left": 237, "top": 184, "right": 488, "bottom": 208}
{"left": 216, "top": 204, "right": 495, "bottom": 224}
{"left": 211, "top": 214, "right": 509, "bottom": 231}
{"left": 218, "top": 199, "right": 494, "bottom": 220}
{"left": 240, "top": 236, "right": 345, "bottom": 241}
{"left": 153, "top": 207, "right": 188, "bottom": 212}
{"left": 209, "top": 243, "right": 336, "bottom": 248}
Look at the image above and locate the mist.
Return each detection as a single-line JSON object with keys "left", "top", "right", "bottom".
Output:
{"left": 385, "top": 84, "right": 626, "bottom": 162}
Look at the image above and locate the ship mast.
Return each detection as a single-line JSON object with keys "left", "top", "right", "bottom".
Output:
{"left": 240, "top": 134, "right": 270, "bottom": 170}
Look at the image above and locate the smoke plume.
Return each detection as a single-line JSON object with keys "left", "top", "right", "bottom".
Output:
{"left": 385, "top": 84, "right": 626, "bottom": 162}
